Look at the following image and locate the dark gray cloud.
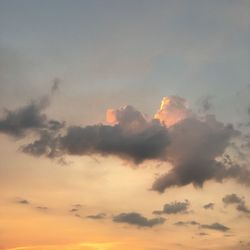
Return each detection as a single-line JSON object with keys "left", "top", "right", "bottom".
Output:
{"left": 21, "top": 105, "right": 169, "bottom": 163}
{"left": 237, "top": 203, "right": 250, "bottom": 214}
{"left": 2, "top": 96, "right": 250, "bottom": 192}
{"left": 203, "top": 203, "right": 215, "bottom": 210}
{"left": 201, "top": 222, "right": 230, "bottom": 232}
{"left": 151, "top": 116, "right": 250, "bottom": 193}
{"left": 174, "top": 220, "right": 200, "bottom": 226}
{"left": 113, "top": 212, "right": 165, "bottom": 228}
{"left": 86, "top": 213, "right": 106, "bottom": 220}
{"left": 174, "top": 220, "right": 229, "bottom": 232}
{"left": 223, "top": 193, "right": 243, "bottom": 205}
{"left": 0, "top": 97, "right": 64, "bottom": 138}
{"left": 223, "top": 194, "right": 250, "bottom": 214}
{"left": 0, "top": 99, "right": 48, "bottom": 137}
{"left": 153, "top": 200, "right": 190, "bottom": 215}
{"left": 59, "top": 119, "right": 169, "bottom": 164}
{"left": 22, "top": 130, "right": 62, "bottom": 158}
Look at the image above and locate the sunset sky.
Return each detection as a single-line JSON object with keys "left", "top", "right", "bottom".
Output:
{"left": 0, "top": 1, "right": 250, "bottom": 250}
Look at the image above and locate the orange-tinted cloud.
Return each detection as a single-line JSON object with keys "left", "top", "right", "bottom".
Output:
{"left": 154, "top": 96, "right": 192, "bottom": 127}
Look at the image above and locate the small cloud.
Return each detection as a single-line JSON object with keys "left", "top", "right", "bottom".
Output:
{"left": 16, "top": 199, "right": 29, "bottom": 205}
{"left": 201, "top": 222, "right": 230, "bottom": 232}
{"left": 203, "top": 203, "right": 215, "bottom": 210}
{"left": 237, "top": 203, "right": 250, "bottom": 214}
{"left": 153, "top": 200, "right": 190, "bottom": 215}
{"left": 73, "top": 204, "right": 83, "bottom": 208}
{"left": 113, "top": 212, "right": 165, "bottom": 228}
{"left": 36, "top": 206, "right": 48, "bottom": 211}
{"left": 70, "top": 208, "right": 79, "bottom": 213}
{"left": 223, "top": 193, "right": 243, "bottom": 205}
{"left": 174, "top": 220, "right": 200, "bottom": 226}
{"left": 222, "top": 194, "right": 250, "bottom": 214}
{"left": 51, "top": 78, "right": 60, "bottom": 94}
{"left": 86, "top": 213, "right": 106, "bottom": 220}
{"left": 198, "top": 232, "right": 208, "bottom": 236}
{"left": 198, "top": 96, "right": 213, "bottom": 113}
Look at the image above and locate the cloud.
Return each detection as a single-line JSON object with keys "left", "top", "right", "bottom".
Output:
{"left": 36, "top": 206, "right": 48, "bottom": 211}
{"left": 198, "top": 96, "right": 213, "bottom": 113}
{"left": 174, "top": 220, "right": 200, "bottom": 226}
{"left": 22, "top": 130, "right": 62, "bottom": 158}
{"left": 203, "top": 203, "right": 215, "bottom": 209}
{"left": 223, "top": 193, "right": 243, "bottom": 205}
{"left": 154, "top": 96, "right": 192, "bottom": 127}
{"left": 51, "top": 78, "right": 60, "bottom": 94}
{"left": 0, "top": 99, "right": 48, "bottom": 137}
{"left": 73, "top": 204, "right": 83, "bottom": 208}
{"left": 112, "top": 212, "right": 165, "bottom": 228}
{"left": 70, "top": 208, "right": 79, "bottom": 213}
{"left": 151, "top": 115, "right": 247, "bottom": 193}
{"left": 198, "top": 232, "right": 208, "bottom": 236}
{"left": 2, "top": 95, "right": 250, "bottom": 192}
{"left": 106, "top": 105, "right": 148, "bottom": 132}
{"left": 16, "top": 199, "right": 29, "bottom": 205}
{"left": 153, "top": 200, "right": 190, "bottom": 215}
{"left": 222, "top": 194, "right": 250, "bottom": 214}
{"left": 0, "top": 93, "right": 64, "bottom": 138}
{"left": 174, "top": 220, "right": 230, "bottom": 232}
{"left": 23, "top": 105, "right": 169, "bottom": 163}
{"left": 201, "top": 222, "right": 230, "bottom": 232}
{"left": 86, "top": 213, "right": 106, "bottom": 220}
{"left": 59, "top": 116, "right": 169, "bottom": 164}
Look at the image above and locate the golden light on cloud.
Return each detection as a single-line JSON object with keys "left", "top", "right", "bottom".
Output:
{"left": 154, "top": 96, "right": 191, "bottom": 127}
{"left": 106, "top": 109, "right": 118, "bottom": 125}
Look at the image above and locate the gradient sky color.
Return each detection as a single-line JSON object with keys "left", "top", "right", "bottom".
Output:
{"left": 0, "top": 1, "right": 250, "bottom": 250}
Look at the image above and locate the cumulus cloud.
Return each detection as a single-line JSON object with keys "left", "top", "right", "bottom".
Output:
{"left": 153, "top": 200, "right": 190, "bottom": 215}
{"left": 86, "top": 213, "right": 106, "bottom": 220}
{"left": 106, "top": 105, "right": 148, "bottom": 132}
{"left": 59, "top": 119, "right": 169, "bottom": 164}
{"left": 201, "top": 222, "right": 230, "bottom": 232}
{"left": 223, "top": 194, "right": 250, "bottom": 214}
{"left": 203, "top": 203, "right": 215, "bottom": 209}
{"left": 112, "top": 212, "right": 165, "bottom": 228}
{"left": 154, "top": 96, "right": 192, "bottom": 127}
{"left": 2, "top": 94, "right": 250, "bottom": 192}
{"left": 151, "top": 115, "right": 246, "bottom": 192}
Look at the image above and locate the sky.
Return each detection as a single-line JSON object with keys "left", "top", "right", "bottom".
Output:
{"left": 0, "top": 1, "right": 250, "bottom": 250}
